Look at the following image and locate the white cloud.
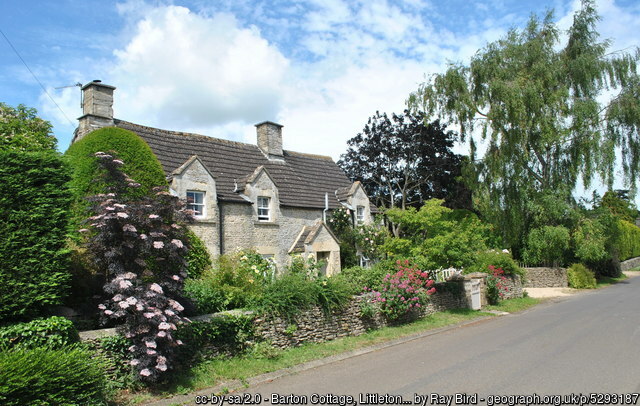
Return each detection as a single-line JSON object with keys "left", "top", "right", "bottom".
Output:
{"left": 109, "top": 5, "right": 289, "bottom": 135}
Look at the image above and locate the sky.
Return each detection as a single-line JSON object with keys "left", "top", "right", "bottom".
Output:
{"left": 1, "top": 0, "right": 639, "bottom": 202}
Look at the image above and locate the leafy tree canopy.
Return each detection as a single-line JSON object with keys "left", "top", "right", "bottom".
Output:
{"left": 338, "top": 110, "right": 468, "bottom": 212}
{"left": 0, "top": 103, "right": 57, "bottom": 151}
{"left": 409, "top": 0, "right": 640, "bottom": 252}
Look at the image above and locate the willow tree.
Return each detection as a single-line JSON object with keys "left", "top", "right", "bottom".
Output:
{"left": 409, "top": 0, "right": 640, "bottom": 254}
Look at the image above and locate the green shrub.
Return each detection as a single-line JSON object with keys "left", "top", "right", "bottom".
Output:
{"left": 572, "top": 218, "right": 609, "bottom": 263}
{"left": 176, "top": 313, "right": 255, "bottom": 357}
{"left": 183, "top": 278, "right": 229, "bottom": 314}
{"left": 615, "top": 220, "right": 640, "bottom": 261}
{"left": 567, "top": 263, "right": 597, "bottom": 289}
{"left": 0, "top": 150, "right": 72, "bottom": 323}
{"left": 523, "top": 225, "right": 571, "bottom": 266}
{"left": 337, "top": 263, "right": 391, "bottom": 292}
{"left": 0, "top": 346, "right": 108, "bottom": 405}
{"left": 465, "top": 250, "right": 524, "bottom": 276}
{"left": 93, "top": 335, "right": 137, "bottom": 391}
{"left": 64, "top": 127, "right": 167, "bottom": 228}
{"left": 186, "top": 230, "right": 212, "bottom": 278}
{"left": 0, "top": 316, "right": 79, "bottom": 350}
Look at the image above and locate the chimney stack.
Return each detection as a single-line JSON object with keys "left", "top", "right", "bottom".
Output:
{"left": 74, "top": 80, "right": 115, "bottom": 143}
{"left": 255, "top": 121, "right": 284, "bottom": 161}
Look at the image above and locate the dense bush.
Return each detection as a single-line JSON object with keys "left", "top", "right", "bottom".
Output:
{"left": 0, "top": 346, "right": 108, "bottom": 405}
{"left": 338, "top": 260, "right": 397, "bottom": 292}
{"left": 523, "top": 226, "right": 571, "bottom": 266}
{"left": 0, "top": 316, "right": 79, "bottom": 350}
{"left": 384, "top": 199, "right": 495, "bottom": 269}
{"left": 615, "top": 220, "right": 640, "bottom": 261}
{"left": 465, "top": 250, "right": 523, "bottom": 276}
{"left": 0, "top": 150, "right": 72, "bottom": 322}
{"left": 185, "top": 230, "right": 212, "bottom": 278}
{"left": 572, "top": 218, "right": 609, "bottom": 263}
{"left": 86, "top": 152, "right": 192, "bottom": 383}
{"left": 256, "top": 272, "right": 352, "bottom": 319}
{"left": 0, "top": 103, "right": 57, "bottom": 152}
{"left": 176, "top": 313, "right": 255, "bottom": 357}
{"left": 64, "top": 127, "right": 166, "bottom": 212}
{"left": 184, "top": 250, "right": 274, "bottom": 314}
{"left": 567, "top": 263, "right": 597, "bottom": 289}
{"left": 485, "top": 266, "right": 510, "bottom": 305}
{"left": 363, "top": 260, "right": 436, "bottom": 321}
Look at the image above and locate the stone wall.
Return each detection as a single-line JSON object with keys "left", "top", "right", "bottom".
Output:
{"left": 253, "top": 288, "right": 467, "bottom": 349}
{"left": 621, "top": 257, "right": 640, "bottom": 272}
{"left": 501, "top": 274, "right": 524, "bottom": 299}
{"left": 523, "top": 267, "right": 568, "bottom": 288}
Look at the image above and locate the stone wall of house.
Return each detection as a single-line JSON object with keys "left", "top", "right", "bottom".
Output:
{"left": 523, "top": 267, "right": 568, "bottom": 288}
{"left": 621, "top": 257, "right": 640, "bottom": 272}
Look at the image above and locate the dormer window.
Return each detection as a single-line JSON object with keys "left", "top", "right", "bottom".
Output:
{"left": 356, "top": 206, "right": 365, "bottom": 225}
{"left": 187, "top": 191, "right": 205, "bottom": 217}
{"left": 257, "top": 196, "right": 271, "bottom": 221}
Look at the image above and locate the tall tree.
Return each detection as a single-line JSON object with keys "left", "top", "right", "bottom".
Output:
{"left": 0, "top": 103, "right": 57, "bottom": 151}
{"left": 409, "top": 0, "right": 640, "bottom": 253}
{"left": 338, "top": 110, "right": 466, "bottom": 213}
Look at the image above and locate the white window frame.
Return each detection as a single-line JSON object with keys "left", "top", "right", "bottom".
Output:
{"left": 257, "top": 196, "right": 271, "bottom": 221}
{"left": 356, "top": 205, "right": 365, "bottom": 225}
{"left": 186, "top": 191, "right": 205, "bottom": 218}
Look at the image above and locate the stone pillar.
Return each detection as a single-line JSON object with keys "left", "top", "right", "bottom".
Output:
{"left": 73, "top": 80, "right": 116, "bottom": 143}
{"left": 255, "top": 121, "right": 284, "bottom": 160}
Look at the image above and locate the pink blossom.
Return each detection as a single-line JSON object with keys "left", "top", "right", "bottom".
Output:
{"left": 153, "top": 241, "right": 164, "bottom": 249}
{"left": 123, "top": 224, "right": 137, "bottom": 233}
{"left": 128, "top": 345, "right": 137, "bottom": 352}
{"left": 140, "top": 234, "right": 148, "bottom": 240}
{"left": 176, "top": 340, "right": 183, "bottom": 345}
{"left": 171, "top": 275, "right": 180, "bottom": 281}
{"left": 144, "top": 340, "right": 157, "bottom": 349}
{"left": 116, "top": 212, "right": 129, "bottom": 218}
{"left": 149, "top": 283, "right": 163, "bottom": 294}
{"left": 126, "top": 296, "right": 138, "bottom": 305}
{"left": 79, "top": 228, "right": 89, "bottom": 233}
{"left": 171, "top": 239, "right": 184, "bottom": 248}
{"left": 140, "top": 369, "right": 151, "bottom": 377}
{"left": 156, "top": 363, "right": 168, "bottom": 371}
{"left": 149, "top": 214, "right": 160, "bottom": 219}
{"left": 157, "top": 331, "right": 167, "bottom": 338}
{"left": 157, "top": 356, "right": 167, "bottom": 363}
{"left": 119, "top": 280, "right": 132, "bottom": 289}
{"left": 104, "top": 310, "right": 113, "bottom": 316}
{"left": 143, "top": 312, "right": 155, "bottom": 319}
{"left": 146, "top": 349, "right": 157, "bottom": 355}
{"left": 158, "top": 322, "right": 171, "bottom": 330}
{"left": 130, "top": 359, "right": 140, "bottom": 366}
{"left": 98, "top": 304, "right": 106, "bottom": 310}
{"left": 118, "top": 301, "right": 130, "bottom": 309}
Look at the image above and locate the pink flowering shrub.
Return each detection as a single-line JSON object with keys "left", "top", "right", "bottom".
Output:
{"left": 364, "top": 260, "right": 436, "bottom": 321}
{"left": 86, "top": 152, "right": 192, "bottom": 383}
{"left": 485, "top": 265, "right": 510, "bottom": 304}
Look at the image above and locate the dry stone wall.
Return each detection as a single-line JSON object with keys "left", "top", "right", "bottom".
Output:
{"left": 621, "top": 257, "right": 640, "bottom": 272}
{"left": 523, "top": 267, "right": 568, "bottom": 288}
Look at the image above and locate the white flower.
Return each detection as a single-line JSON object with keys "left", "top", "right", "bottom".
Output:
{"left": 117, "top": 212, "right": 129, "bottom": 218}
{"left": 171, "top": 275, "right": 180, "bottom": 281}
{"left": 118, "top": 301, "right": 130, "bottom": 309}
{"left": 126, "top": 296, "right": 138, "bottom": 305}
{"left": 119, "top": 280, "right": 132, "bottom": 289}
{"left": 149, "top": 283, "right": 163, "bottom": 294}
{"left": 153, "top": 241, "right": 164, "bottom": 249}
{"left": 98, "top": 304, "right": 106, "bottom": 310}
{"left": 156, "top": 363, "right": 167, "bottom": 371}
{"left": 176, "top": 340, "right": 183, "bottom": 345}
{"left": 104, "top": 310, "right": 113, "bottom": 316}
{"left": 130, "top": 359, "right": 140, "bottom": 366}
{"left": 140, "top": 369, "right": 151, "bottom": 377}
{"left": 140, "top": 234, "right": 148, "bottom": 240}
{"left": 171, "top": 239, "right": 183, "bottom": 248}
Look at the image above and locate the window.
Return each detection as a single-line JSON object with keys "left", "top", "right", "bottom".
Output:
{"left": 356, "top": 206, "right": 365, "bottom": 225}
{"left": 257, "top": 196, "right": 270, "bottom": 221}
{"left": 186, "top": 191, "right": 205, "bottom": 217}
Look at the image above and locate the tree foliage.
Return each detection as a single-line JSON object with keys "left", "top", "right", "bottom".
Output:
{"left": 409, "top": 0, "right": 640, "bottom": 252}
{"left": 0, "top": 103, "right": 57, "bottom": 152}
{"left": 338, "top": 110, "right": 467, "bottom": 212}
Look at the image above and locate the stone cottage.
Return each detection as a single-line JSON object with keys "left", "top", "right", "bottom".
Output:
{"left": 72, "top": 81, "right": 374, "bottom": 274}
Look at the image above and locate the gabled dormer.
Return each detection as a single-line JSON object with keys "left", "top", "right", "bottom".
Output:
{"left": 239, "top": 166, "right": 281, "bottom": 224}
{"left": 169, "top": 155, "right": 218, "bottom": 222}
{"left": 335, "top": 181, "right": 373, "bottom": 225}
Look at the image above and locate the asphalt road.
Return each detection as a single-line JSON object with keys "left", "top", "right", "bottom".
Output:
{"left": 238, "top": 276, "right": 640, "bottom": 402}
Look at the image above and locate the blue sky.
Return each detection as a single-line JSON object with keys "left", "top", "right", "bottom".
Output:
{"left": 2, "top": 0, "right": 639, "bottom": 201}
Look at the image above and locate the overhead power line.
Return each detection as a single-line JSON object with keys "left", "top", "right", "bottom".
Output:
{"left": 0, "top": 28, "right": 75, "bottom": 126}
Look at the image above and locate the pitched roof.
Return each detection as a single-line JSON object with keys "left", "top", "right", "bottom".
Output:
{"left": 114, "top": 119, "right": 352, "bottom": 208}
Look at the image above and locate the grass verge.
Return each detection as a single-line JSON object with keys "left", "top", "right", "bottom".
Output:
{"left": 597, "top": 273, "right": 628, "bottom": 288}
{"left": 122, "top": 297, "right": 540, "bottom": 405}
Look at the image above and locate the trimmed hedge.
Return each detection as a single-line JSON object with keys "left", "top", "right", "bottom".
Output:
{"left": 0, "top": 316, "right": 79, "bottom": 350}
{"left": 465, "top": 250, "right": 524, "bottom": 276}
{"left": 0, "top": 150, "right": 72, "bottom": 322}
{"left": 0, "top": 346, "right": 108, "bottom": 405}
{"left": 64, "top": 127, "right": 167, "bottom": 226}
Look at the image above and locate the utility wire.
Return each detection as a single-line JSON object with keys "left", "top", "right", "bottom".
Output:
{"left": 0, "top": 28, "right": 75, "bottom": 126}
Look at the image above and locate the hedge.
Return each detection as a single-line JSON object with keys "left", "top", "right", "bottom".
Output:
{"left": 0, "top": 150, "right": 72, "bottom": 323}
{"left": 615, "top": 220, "right": 640, "bottom": 261}
{"left": 64, "top": 127, "right": 167, "bottom": 227}
{"left": 0, "top": 346, "right": 108, "bottom": 405}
